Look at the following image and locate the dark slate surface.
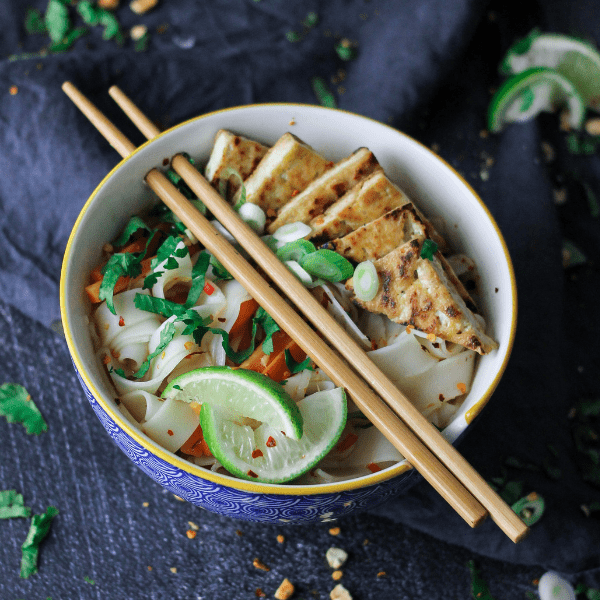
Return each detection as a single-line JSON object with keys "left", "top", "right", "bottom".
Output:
{"left": 1, "top": 0, "right": 600, "bottom": 598}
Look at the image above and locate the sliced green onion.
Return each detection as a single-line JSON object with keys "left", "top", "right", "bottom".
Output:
{"left": 276, "top": 239, "right": 316, "bottom": 262}
{"left": 420, "top": 239, "right": 438, "bottom": 261}
{"left": 353, "top": 260, "right": 379, "bottom": 301}
{"left": 300, "top": 250, "right": 354, "bottom": 282}
{"left": 284, "top": 261, "right": 314, "bottom": 285}
{"left": 237, "top": 202, "right": 266, "bottom": 234}
{"left": 261, "top": 235, "right": 283, "bottom": 252}
{"left": 511, "top": 492, "right": 545, "bottom": 526}
{"left": 272, "top": 221, "right": 312, "bottom": 243}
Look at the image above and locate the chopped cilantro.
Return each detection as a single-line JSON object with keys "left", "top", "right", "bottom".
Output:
{"left": 99, "top": 12, "right": 122, "bottom": 43}
{"left": 210, "top": 254, "right": 233, "bottom": 281}
{"left": 24, "top": 8, "right": 47, "bottom": 34}
{"left": 335, "top": 40, "right": 357, "bottom": 61}
{"left": 152, "top": 236, "right": 188, "bottom": 270}
{"left": 112, "top": 216, "right": 152, "bottom": 248}
{"left": 134, "top": 293, "right": 186, "bottom": 318}
{"left": 114, "top": 321, "right": 177, "bottom": 379}
{"left": 0, "top": 490, "right": 32, "bottom": 520}
{"left": 100, "top": 252, "right": 144, "bottom": 314}
{"left": 76, "top": 0, "right": 101, "bottom": 26}
{"left": 467, "top": 561, "right": 495, "bottom": 600}
{"left": 253, "top": 307, "right": 280, "bottom": 354}
{"left": 286, "top": 31, "right": 302, "bottom": 42}
{"left": 48, "top": 26, "right": 88, "bottom": 53}
{"left": 311, "top": 77, "right": 336, "bottom": 108}
{"left": 184, "top": 252, "right": 211, "bottom": 308}
{"left": 284, "top": 350, "right": 313, "bottom": 374}
{"left": 84, "top": 575, "right": 95, "bottom": 585}
{"left": 0, "top": 383, "right": 47, "bottom": 435}
{"left": 20, "top": 506, "right": 59, "bottom": 579}
{"left": 302, "top": 11, "right": 319, "bottom": 28}
{"left": 566, "top": 132, "right": 599, "bottom": 155}
{"left": 44, "top": 0, "right": 70, "bottom": 44}
{"left": 420, "top": 239, "right": 438, "bottom": 261}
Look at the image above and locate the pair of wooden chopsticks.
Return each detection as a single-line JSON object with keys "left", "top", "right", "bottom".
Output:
{"left": 62, "top": 81, "right": 528, "bottom": 543}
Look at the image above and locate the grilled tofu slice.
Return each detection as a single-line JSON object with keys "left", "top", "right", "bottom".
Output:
{"left": 308, "top": 171, "right": 446, "bottom": 250}
{"left": 267, "top": 148, "right": 381, "bottom": 233}
{"left": 346, "top": 238, "right": 497, "bottom": 354}
{"left": 205, "top": 130, "right": 270, "bottom": 201}
{"left": 322, "top": 204, "right": 430, "bottom": 262}
{"left": 230, "top": 132, "right": 333, "bottom": 213}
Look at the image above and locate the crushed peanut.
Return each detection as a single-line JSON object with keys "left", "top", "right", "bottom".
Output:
{"left": 173, "top": 494, "right": 184, "bottom": 501}
{"left": 188, "top": 521, "right": 199, "bottom": 530}
{"left": 142, "top": 502, "right": 149, "bottom": 507}
{"left": 98, "top": 0, "right": 120, "bottom": 9}
{"left": 130, "top": 24, "right": 148, "bottom": 41}
{"left": 255, "top": 589, "right": 266, "bottom": 598}
{"left": 170, "top": 567, "right": 177, "bottom": 574}
{"left": 186, "top": 530, "right": 197, "bottom": 539}
{"left": 253, "top": 558, "right": 270, "bottom": 571}
{"left": 377, "top": 571, "right": 386, "bottom": 577}
{"left": 585, "top": 118, "right": 600, "bottom": 137}
{"left": 274, "top": 578, "right": 295, "bottom": 600}
{"left": 277, "top": 534, "right": 285, "bottom": 543}
{"left": 332, "top": 570, "right": 343, "bottom": 581}
{"left": 130, "top": 0, "right": 158, "bottom": 14}
{"left": 326, "top": 547, "right": 348, "bottom": 569}
{"left": 328, "top": 526, "right": 341, "bottom": 536}
{"left": 330, "top": 583, "right": 352, "bottom": 600}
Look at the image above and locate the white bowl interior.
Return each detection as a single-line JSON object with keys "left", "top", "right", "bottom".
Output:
{"left": 61, "top": 104, "right": 516, "bottom": 491}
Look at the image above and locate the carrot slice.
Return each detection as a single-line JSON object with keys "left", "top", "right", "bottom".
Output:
{"left": 85, "top": 257, "right": 153, "bottom": 304}
{"left": 180, "top": 423, "right": 212, "bottom": 457}
{"left": 229, "top": 299, "right": 259, "bottom": 340}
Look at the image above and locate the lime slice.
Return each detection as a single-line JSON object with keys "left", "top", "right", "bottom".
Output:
{"left": 488, "top": 67, "right": 585, "bottom": 133}
{"left": 162, "top": 366, "right": 303, "bottom": 440}
{"left": 201, "top": 388, "right": 347, "bottom": 483}
{"left": 501, "top": 29, "right": 600, "bottom": 110}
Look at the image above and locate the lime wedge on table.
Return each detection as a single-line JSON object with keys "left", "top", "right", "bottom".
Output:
{"left": 163, "top": 367, "right": 303, "bottom": 440}
{"left": 488, "top": 67, "right": 585, "bottom": 133}
{"left": 500, "top": 29, "right": 600, "bottom": 110}
{"left": 201, "top": 387, "right": 347, "bottom": 484}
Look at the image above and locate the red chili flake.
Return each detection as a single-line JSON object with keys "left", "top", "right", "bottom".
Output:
{"left": 456, "top": 382, "right": 467, "bottom": 394}
{"left": 118, "top": 316, "right": 125, "bottom": 327}
{"left": 9, "top": 85, "right": 18, "bottom": 95}
{"left": 247, "top": 470, "right": 259, "bottom": 478}
{"left": 439, "top": 394, "right": 445, "bottom": 401}
{"left": 167, "top": 429, "right": 174, "bottom": 436}
{"left": 252, "top": 449, "right": 264, "bottom": 458}
{"left": 102, "top": 354, "right": 111, "bottom": 365}
{"left": 255, "top": 589, "right": 267, "bottom": 598}
{"left": 162, "top": 158, "right": 169, "bottom": 166}
{"left": 203, "top": 281, "right": 215, "bottom": 295}
{"left": 367, "top": 462, "right": 381, "bottom": 473}
{"left": 291, "top": 190, "right": 299, "bottom": 197}
{"left": 266, "top": 436, "right": 277, "bottom": 448}
{"left": 336, "top": 432, "right": 359, "bottom": 452}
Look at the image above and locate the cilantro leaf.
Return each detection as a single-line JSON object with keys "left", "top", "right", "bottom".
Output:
{"left": 20, "top": 506, "right": 59, "bottom": 579}
{"left": 48, "top": 25, "right": 88, "bottom": 53}
{"left": 99, "top": 11, "right": 122, "bottom": 42}
{"left": 44, "top": 0, "right": 71, "bottom": 43}
{"left": 99, "top": 252, "right": 143, "bottom": 314}
{"left": 24, "top": 8, "right": 47, "bottom": 34}
{"left": 0, "top": 490, "right": 32, "bottom": 520}
{"left": 134, "top": 293, "right": 186, "bottom": 319}
{"left": 467, "top": 561, "right": 495, "bottom": 600}
{"left": 143, "top": 270, "right": 163, "bottom": 289}
{"left": 112, "top": 216, "right": 152, "bottom": 248}
{"left": 185, "top": 252, "right": 211, "bottom": 308}
{"left": 253, "top": 307, "right": 280, "bottom": 354}
{"left": 284, "top": 349, "right": 313, "bottom": 374}
{"left": 0, "top": 383, "right": 47, "bottom": 435}
{"left": 209, "top": 255, "right": 233, "bottom": 281}
{"left": 152, "top": 236, "right": 188, "bottom": 270}
{"left": 311, "top": 76, "right": 336, "bottom": 108}
{"left": 420, "top": 239, "right": 438, "bottom": 261}
{"left": 76, "top": 0, "right": 100, "bottom": 25}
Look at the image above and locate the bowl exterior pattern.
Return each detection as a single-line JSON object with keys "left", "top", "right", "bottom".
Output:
{"left": 74, "top": 365, "right": 417, "bottom": 523}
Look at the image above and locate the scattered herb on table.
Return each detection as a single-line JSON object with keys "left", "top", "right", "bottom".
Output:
{"left": 467, "top": 560, "right": 495, "bottom": 600}
{"left": 0, "top": 490, "right": 32, "bottom": 520}
{"left": 0, "top": 383, "right": 48, "bottom": 435}
{"left": 311, "top": 76, "right": 337, "bottom": 108}
{"left": 84, "top": 575, "right": 95, "bottom": 585}
{"left": 335, "top": 38, "right": 357, "bottom": 61}
{"left": 20, "top": 506, "right": 59, "bottom": 579}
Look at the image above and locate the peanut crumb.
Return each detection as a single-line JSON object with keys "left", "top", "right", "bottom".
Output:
{"left": 98, "top": 0, "right": 120, "bottom": 9}
{"left": 170, "top": 567, "right": 177, "bottom": 574}
{"left": 9, "top": 85, "right": 18, "bottom": 96}
{"left": 173, "top": 494, "right": 184, "bottom": 501}
{"left": 142, "top": 502, "right": 149, "bottom": 507}
{"left": 130, "top": 0, "right": 158, "bottom": 14}
{"left": 330, "top": 583, "right": 352, "bottom": 600}
{"left": 289, "top": 120, "right": 296, "bottom": 126}
{"left": 253, "top": 558, "right": 270, "bottom": 571}
{"left": 328, "top": 526, "right": 341, "bottom": 536}
{"left": 377, "top": 571, "right": 386, "bottom": 577}
{"left": 274, "top": 578, "right": 295, "bottom": 600}
{"left": 277, "top": 534, "right": 285, "bottom": 543}
{"left": 332, "top": 570, "right": 343, "bottom": 581}
{"left": 236, "top": 529, "right": 244, "bottom": 536}
{"left": 326, "top": 547, "right": 348, "bottom": 569}
{"left": 186, "top": 530, "right": 197, "bottom": 539}
{"left": 147, "top": 566, "right": 152, "bottom": 571}
{"left": 130, "top": 24, "right": 148, "bottom": 41}
{"left": 585, "top": 117, "right": 600, "bottom": 136}
{"left": 363, "top": 539, "right": 369, "bottom": 546}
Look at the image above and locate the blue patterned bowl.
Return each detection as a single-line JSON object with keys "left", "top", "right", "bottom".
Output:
{"left": 60, "top": 104, "right": 516, "bottom": 523}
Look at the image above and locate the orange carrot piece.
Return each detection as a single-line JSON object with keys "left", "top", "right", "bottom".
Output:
{"left": 85, "top": 257, "right": 153, "bottom": 304}
{"left": 229, "top": 299, "right": 259, "bottom": 340}
{"left": 180, "top": 423, "right": 212, "bottom": 457}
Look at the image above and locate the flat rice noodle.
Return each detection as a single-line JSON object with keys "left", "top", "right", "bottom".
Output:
{"left": 149, "top": 317, "right": 201, "bottom": 380}
{"left": 96, "top": 289, "right": 159, "bottom": 347}
{"left": 142, "top": 397, "right": 199, "bottom": 453}
{"left": 119, "top": 390, "right": 163, "bottom": 423}
{"left": 151, "top": 242, "right": 193, "bottom": 299}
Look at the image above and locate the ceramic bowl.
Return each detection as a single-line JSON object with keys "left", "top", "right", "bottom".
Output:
{"left": 60, "top": 104, "right": 516, "bottom": 524}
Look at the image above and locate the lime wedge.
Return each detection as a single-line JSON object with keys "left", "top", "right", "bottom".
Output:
{"left": 162, "top": 366, "right": 303, "bottom": 440}
{"left": 201, "top": 388, "right": 347, "bottom": 483}
{"left": 501, "top": 29, "right": 600, "bottom": 110}
{"left": 488, "top": 67, "right": 585, "bottom": 133}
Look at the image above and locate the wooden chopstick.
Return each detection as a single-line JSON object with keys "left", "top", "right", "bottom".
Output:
{"left": 62, "top": 81, "right": 528, "bottom": 542}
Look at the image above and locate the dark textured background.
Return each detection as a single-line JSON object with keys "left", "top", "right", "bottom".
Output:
{"left": 1, "top": 0, "right": 600, "bottom": 598}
